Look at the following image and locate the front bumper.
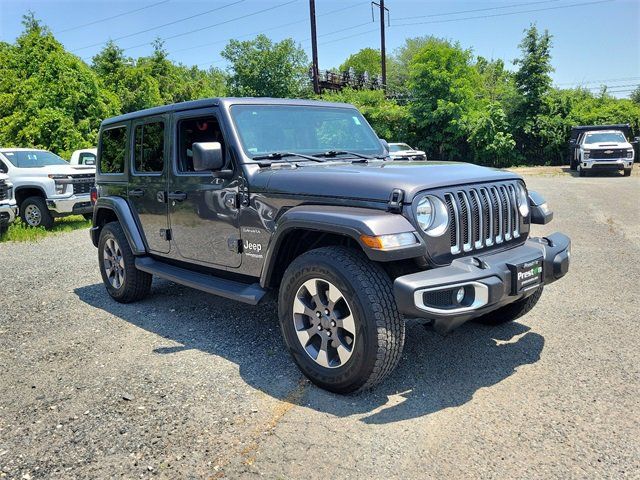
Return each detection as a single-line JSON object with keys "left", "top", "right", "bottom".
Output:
{"left": 394, "top": 232, "right": 571, "bottom": 333}
{"left": 46, "top": 194, "right": 93, "bottom": 215}
{"left": 0, "top": 202, "right": 18, "bottom": 226}
{"left": 581, "top": 158, "right": 633, "bottom": 170}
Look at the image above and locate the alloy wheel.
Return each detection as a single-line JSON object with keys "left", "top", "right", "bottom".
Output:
{"left": 103, "top": 238, "right": 125, "bottom": 289}
{"left": 292, "top": 278, "right": 356, "bottom": 368}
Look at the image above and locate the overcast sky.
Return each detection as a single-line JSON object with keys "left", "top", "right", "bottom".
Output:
{"left": 1, "top": 0, "right": 638, "bottom": 97}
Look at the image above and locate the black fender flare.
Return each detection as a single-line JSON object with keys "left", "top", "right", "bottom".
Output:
{"left": 260, "top": 205, "right": 426, "bottom": 287}
{"left": 91, "top": 197, "right": 146, "bottom": 255}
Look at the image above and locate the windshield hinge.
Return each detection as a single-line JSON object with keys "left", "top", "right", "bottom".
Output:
{"left": 388, "top": 188, "right": 404, "bottom": 213}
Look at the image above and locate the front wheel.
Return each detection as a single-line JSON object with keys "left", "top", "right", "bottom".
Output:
{"left": 578, "top": 164, "right": 587, "bottom": 177}
{"left": 623, "top": 168, "right": 632, "bottom": 177}
{"left": 278, "top": 246, "right": 405, "bottom": 394}
{"left": 20, "top": 196, "right": 54, "bottom": 229}
{"left": 98, "top": 222, "right": 152, "bottom": 303}
{"left": 474, "top": 286, "right": 543, "bottom": 326}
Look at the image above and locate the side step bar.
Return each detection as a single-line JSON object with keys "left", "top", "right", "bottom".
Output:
{"left": 135, "top": 257, "right": 268, "bottom": 305}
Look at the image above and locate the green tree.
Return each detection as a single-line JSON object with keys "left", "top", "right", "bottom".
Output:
{"left": 339, "top": 48, "right": 382, "bottom": 76}
{"left": 511, "top": 24, "right": 554, "bottom": 162}
{"left": 221, "top": 34, "right": 309, "bottom": 97}
{"left": 407, "top": 38, "right": 482, "bottom": 160}
{"left": 0, "top": 13, "right": 118, "bottom": 157}
{"left": 630, "top": 85, "right": 640, "bottom": 104}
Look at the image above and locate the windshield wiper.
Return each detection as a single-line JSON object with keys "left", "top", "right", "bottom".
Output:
{"left": 252, "top": 152, "right": 325, "bottom": 162}
{"left": 314, "top": 150, "right": 384, "bottom": 162}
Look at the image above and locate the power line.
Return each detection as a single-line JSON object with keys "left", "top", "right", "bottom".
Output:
{"left": 168, "top": 1, "right": 368, "bottom": 56}
{"left": 393, "top": 0, "right": 614, "bottom": 27}
{"left": 556, "top": 76, "right": 640, "bottom": 86}
{"left": 121, "top": 0, "right": 299, "bottom": 52}
{"left": 56, "top": 0, "right": 170, "bottom": 34}
{"left": 393, "top": 0, "right": 561, "bottom": 21}
{"left": 72, "top": 0, "right": 245, "bottom": 53}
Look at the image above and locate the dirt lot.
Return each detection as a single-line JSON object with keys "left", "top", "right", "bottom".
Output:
{"left": 1, "top": 167, "right": 638, "bottom": 479}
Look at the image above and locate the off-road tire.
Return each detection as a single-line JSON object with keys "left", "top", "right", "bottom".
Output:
{"left": 623, "top": 168, "right": 632, "bottom": 177}
{"left": 20, "top": 196, "right": 54, "bottom": 229}
{"left": 98, "top": 222, "right": 152, "bottom": 303}
{"left": 278, "top": 246, "right": 405, "bottom": 394}
{"left": 474, "top": 286, "right": 543, "bottom": 326}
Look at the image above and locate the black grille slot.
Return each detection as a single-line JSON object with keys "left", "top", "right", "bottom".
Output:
{"left": 470, "top": 191, "right": 480, "bottom": 246}
{"left": 423, "top": 290, "right": 454, "bottom": 308}
{"left": 0, "top": 184, "right": 7, "bottom": 201}
{"left": 457, "top": 192, "right": 469, "bottom": 247}
{"left": 445, "top": 194, "right": 457, "bottom": 249}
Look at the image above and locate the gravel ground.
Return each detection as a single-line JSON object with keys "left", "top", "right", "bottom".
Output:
{"left": 0, "top": 169, "right": 638, "bottom": 479}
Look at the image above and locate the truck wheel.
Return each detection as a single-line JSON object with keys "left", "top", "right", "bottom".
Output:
{"left": 20, "top": 196, "right": 54, "bottom": 229}
{"left": 569, "top": 159, "right": 577, "bottom": 170}
{"left": 0, "top": 224, "right": 7, "bottom": 236}
{"left": 278, "top": 246, "right": 405, "bottom": 394}
{"left": 474, "top": 286, "right": 543, "bottom": 326}
{"left": 98, "top": 222, "right": 152, "bottom": 303}
{"left": 578, "top": 165, "right": 587, "bottom": 177}
{"left": 623, "top": 168, "right": 632, "bottom": 177}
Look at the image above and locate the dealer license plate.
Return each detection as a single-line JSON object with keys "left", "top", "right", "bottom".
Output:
{"left": 512, "top": 257, "right": 543, "bottom": 294}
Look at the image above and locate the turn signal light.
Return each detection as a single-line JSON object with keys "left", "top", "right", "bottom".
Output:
{"left": 360, "top": 232, "right": 417, "bottom": 250}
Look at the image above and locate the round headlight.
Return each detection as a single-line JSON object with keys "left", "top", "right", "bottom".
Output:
{"left": 416, "top": 195, "right": 449, "bottom": 237}
{"left": 516, "top": 183, "right": 529, "bottom": 217}
{"left": 416, "top": 197, "right": 433, "bottom": 231}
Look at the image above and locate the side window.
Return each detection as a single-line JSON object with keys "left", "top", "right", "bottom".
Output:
{"left": 177, "top": 117, "right": 225, "bottom": 172}
{"left": 79, "top": 153, "right": 96, "bottom": 166}
{"left": 100, "top": 127, "right": 127, "bottom": 174}
{"left": 134, "top": 121, "right": 165, "bottom": 173}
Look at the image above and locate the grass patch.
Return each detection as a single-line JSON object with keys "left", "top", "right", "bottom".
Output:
{"left": 1, "top": 215, "right": 90, "bottom": 243}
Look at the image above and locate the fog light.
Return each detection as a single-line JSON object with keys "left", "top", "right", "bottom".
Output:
{"left": 455, "top": 287, "right": 465, "bottom": 304}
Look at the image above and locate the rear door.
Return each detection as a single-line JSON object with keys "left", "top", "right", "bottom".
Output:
{"left": 128, "top": 116, "right": 170, "bottom": 254}
{"left": 168, "top": 108, "right": 242, "bottom": 268}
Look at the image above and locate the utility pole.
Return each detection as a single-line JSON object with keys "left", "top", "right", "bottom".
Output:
{"left": 309, "top": 0, "right": 320, "bottom": 94}
{"left": 372, "top": 0, "right": 390, "bottom": 90}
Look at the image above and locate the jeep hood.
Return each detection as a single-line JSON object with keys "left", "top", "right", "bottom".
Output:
{"left": 260, "top": 161, "right": 521, "bottom": 203}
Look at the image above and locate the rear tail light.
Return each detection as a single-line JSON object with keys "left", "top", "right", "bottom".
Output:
{"left": 90, "top": 186, "right": 98, "bottom": 205}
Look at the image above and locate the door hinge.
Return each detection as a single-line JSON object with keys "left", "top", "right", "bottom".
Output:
{"left": 388, "top": 188, "right": 404, "bottom": 213}
{"left": 160, "top": 228, "right": 172, "bottom": 241}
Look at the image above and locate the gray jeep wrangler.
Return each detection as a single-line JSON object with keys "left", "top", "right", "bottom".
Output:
{"left": 90, "top": 98, "right": 571, "bottom": 393}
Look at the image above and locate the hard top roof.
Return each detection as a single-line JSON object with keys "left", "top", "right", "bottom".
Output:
{"left": 101, "top": 97, "right": 356, "bottom": 127}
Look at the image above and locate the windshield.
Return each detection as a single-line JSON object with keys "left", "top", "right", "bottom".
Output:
{"left": 389, "top": 143, "right": 412, "bottom": 152}
{"left": 3, "top": 150, "right": 68, "bottom": 168}
{"left": 230, "top": 105, "right": 385, "bottom": 159}
{"left": 584, "top": 132, "right": 626, "bottom": 144}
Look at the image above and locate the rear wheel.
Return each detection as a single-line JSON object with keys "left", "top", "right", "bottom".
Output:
{"left": 98, "top": 222, "right": 152, "bottom": 303}
{"left": 569, "top": 158, "right": 577, "bottom": 170}
{"left": 20, "top": 196, "right": 54, "bottom": 229}
{"left": 278, "top": 246, "right": 405, "bottom": 394}
{"left": 474, "top": 286, "right": 543, "bottom": 326}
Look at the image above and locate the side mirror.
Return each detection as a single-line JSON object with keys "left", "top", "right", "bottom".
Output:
{"left": 193, "top": 142, "right": 224, "bottom": 171}
{"left": 528, "top": 191, "right": 553, "bottom": 225}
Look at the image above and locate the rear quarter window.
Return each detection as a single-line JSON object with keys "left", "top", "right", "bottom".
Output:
{"left": 100, "top": 126, "right": 127, "bottom": 174}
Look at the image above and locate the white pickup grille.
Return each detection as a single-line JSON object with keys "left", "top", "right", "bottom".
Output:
{"left": 444, "top": 182, "right": 521, "bottom": 255}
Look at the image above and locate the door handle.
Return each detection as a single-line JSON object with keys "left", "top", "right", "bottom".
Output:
{"left": 167, "top": 191, "right": 187, "bottom": 202}
{"left": 129, "top": 188, "right": 145, "bottom": 197}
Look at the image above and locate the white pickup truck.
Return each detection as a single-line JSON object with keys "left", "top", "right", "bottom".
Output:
{"left": 0, "top": 148, "right": 95, "bottom": 229}
{"left": 0, "top": 172, "right": 18, "bottom": 236}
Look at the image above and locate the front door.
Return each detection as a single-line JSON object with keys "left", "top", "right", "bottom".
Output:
{"left": 168, "top": 109, "right": 241, "bottom": 268}
{"left": 128, "top": 116, "right": 170, "bottom": 254}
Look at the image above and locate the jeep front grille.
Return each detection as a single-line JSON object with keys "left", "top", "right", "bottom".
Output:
{"left": 445, "top": 181, "right": 521, "bottom": 255}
